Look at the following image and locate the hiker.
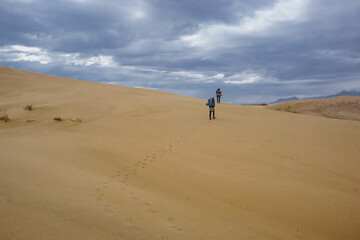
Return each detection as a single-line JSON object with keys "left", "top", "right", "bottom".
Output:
{"left": 206, "top": 97, "right": 216, "bottom": 120}
{"left": 216, "top": 88, "right": 222, "bottom": 103}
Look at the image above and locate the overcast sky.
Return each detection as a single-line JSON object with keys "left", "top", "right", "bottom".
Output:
{"left": 1, "top": 0, "right": 359, "bottom": 104}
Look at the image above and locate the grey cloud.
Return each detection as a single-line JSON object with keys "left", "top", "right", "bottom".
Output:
{"left": 0, "top": 0, "right": 359, "bottom": 104}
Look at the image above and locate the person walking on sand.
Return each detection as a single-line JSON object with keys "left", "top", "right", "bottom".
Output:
{"left": 216, "top": 88, "right": 222, "bottom": 103}
{"left": 206, "top": 97, "right": 216, "bottom": 120}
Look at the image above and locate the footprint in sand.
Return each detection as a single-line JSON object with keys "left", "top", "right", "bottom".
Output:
{"left": 295, "top": 227, "right": 303, "bottom": 239}
{"left": 97, "top": 193, "right": 104, "bottom": 200}
{"left": 167, "top": 217, "right": 184, "bottom": 231}
{"left": 104, "top": 203, "right": 114, "bottom": 213}
{"left": 170, "top": 226, "right": 183, "bottom": 231}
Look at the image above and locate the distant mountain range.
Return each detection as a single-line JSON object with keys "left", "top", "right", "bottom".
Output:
{"left": 272, "top": 90, "right": 360, "bottom": 104}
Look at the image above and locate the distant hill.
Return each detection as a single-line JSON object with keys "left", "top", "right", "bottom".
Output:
{"left": 303, "top": 90, "right": 360, "bottom": 100}
{"left": 272, "top": 96, "right": 300, "bottom": 104}
{"left": 272, "top": 90, "right": 360, "bottom": 104}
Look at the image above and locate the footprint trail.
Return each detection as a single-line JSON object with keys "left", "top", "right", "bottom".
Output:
{"left": 95, "top": 123, "right": 202, "bottom": 232}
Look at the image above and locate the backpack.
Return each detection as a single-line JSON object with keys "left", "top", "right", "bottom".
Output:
{"left": 206, "top": 98, "right": 215, "bottom": 107}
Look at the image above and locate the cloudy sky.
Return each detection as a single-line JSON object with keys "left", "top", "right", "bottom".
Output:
{"left": 1, "top": 0, "right": 359, "bottom": 104}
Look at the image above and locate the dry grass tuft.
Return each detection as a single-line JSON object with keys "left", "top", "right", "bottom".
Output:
{"left": 23, "top": 105, "right": 33, "bottom": 111}
{"left": 53, "top": 117, "right": 63, "bottom": 121}
{"left": 0, "top": 113, "right": 10, "bottom": 122}
{"left": 283, "top": 106, "right": 298, "bottom": 113}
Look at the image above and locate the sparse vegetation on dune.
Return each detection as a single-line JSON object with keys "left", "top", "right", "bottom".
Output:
{"left": 0, "top": 113, "right": 10, "bottom": 122}
{"left": 53, "top": 117, "right": 63, "bottom": 121}
{"left": 23, "top": 105, "right": 33, "bottom": 111}
{"left": 53, "top": 117, "right": 82, "bottom": 122}
{"left": 268, "top": 96, "right": 360, "bottom": 120}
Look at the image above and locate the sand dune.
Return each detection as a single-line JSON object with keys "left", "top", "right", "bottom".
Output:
{"left": 268, "top": 96, "right": 360, "bottom": 121}
{"left": 1, "top": 67, "right": 360, "bottom": 240}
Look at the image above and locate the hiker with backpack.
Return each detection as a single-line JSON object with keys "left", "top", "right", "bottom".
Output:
{"left": 206, "top": 97, "right": 216, "bottom": 120}
{"left": 216, "top": 88, "right": 222, "bottom": 103}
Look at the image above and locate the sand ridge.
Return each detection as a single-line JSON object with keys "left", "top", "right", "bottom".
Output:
{"left": 267, "top": 96, "right": 360, "bottom": 121}
{"left": 1, "top": 67, "right": 360, "bottom": 240}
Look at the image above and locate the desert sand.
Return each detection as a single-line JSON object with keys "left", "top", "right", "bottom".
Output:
{"left": 1, "top": 67, "right": 360, "bottom": 240}
{"left": 268, "top": 96, "right": 360, "bottom": 121}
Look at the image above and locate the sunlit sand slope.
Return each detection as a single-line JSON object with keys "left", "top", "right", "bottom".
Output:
{"left": 1, "top": 67, "right": 359, "bottom": 240}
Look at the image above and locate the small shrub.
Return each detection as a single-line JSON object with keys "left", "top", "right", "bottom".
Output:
{"left": 0, "top": 114, "right": 10, "bottom": 122}
{"left": 24, "top": 105, "right": 33, "bottom": 111}
{"left": 53, "top": 117, "right": 63, "bottom": 121}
